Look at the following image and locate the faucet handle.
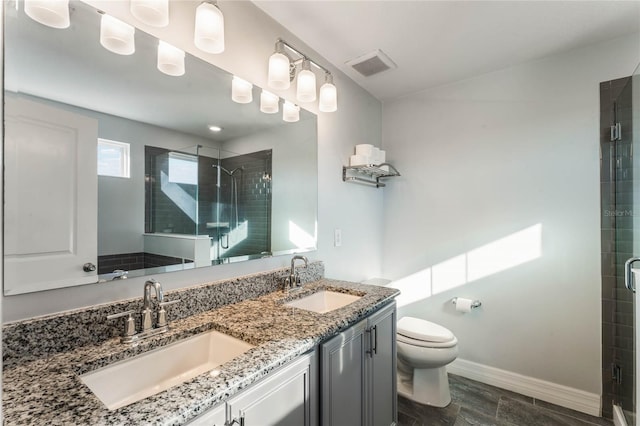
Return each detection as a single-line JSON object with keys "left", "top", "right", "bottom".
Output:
{"left": 107, "top": 309, "right": 136, "bottom": 320}
{"left": 107, "top": 310, "right": 137, "bottom": 338}
{"left": 157, "top": 299, "right": 180, "bottom": 328}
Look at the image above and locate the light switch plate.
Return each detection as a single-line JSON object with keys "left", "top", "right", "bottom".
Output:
{"left": 334, "top": 229, "right": 342, "bottom": 247}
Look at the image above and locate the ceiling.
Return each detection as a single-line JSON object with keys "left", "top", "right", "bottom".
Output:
{"left": 253, "top": 1, "right": 640, "bottom": 101}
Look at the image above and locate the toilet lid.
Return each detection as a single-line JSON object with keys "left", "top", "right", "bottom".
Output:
{"left": 397, "top": 317, "right": 455, "bottom": 343}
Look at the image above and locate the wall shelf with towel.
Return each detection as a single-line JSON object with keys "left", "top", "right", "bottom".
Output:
{"left": 342, "top": 163, "right": 401, "bottom": 188}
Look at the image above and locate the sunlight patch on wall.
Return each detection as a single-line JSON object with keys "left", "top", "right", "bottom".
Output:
{"left": 431, "top": 254, "right": 467, "bottom": 295}
{"left": 467, "top": 224, "right": 542, "bottom": 282}
{"left": 390, "top": 224, "right": 543, "bottom": 307}
{"left": 289, "top": 220, "right": 317, "bottom": 249}
{"left": 390, "top": 268, "right": 432, "bottom": 308}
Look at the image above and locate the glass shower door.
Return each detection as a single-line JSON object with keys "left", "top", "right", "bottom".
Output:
{"left": 618, "top": 61, "right": 639, "bottom": 426}
{"left": 632, "top": 61, "right": 640, "bottom": 426}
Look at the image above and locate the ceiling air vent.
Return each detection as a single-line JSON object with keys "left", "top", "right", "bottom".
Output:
{"left": 346, "top": 49, "right": 397, "bottom": 77}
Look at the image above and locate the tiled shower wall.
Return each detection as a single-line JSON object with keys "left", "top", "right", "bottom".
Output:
{"left": 600, "top": 76, "right": 634, "bottom": 418}
{"left": 219, "top": 150, "right": 272, "bottom": 258}
{"left": 196, "top": 149, "right": 271, "bottom": 260}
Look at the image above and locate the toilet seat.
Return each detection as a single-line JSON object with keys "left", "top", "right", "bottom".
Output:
{"left": 397, "top": 332, "right": 458, "bottom": 348}
{"left": 397, "top": 317, "right": 457, "bottom": 348}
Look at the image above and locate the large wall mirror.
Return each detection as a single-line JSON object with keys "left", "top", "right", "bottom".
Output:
{"left": 3, "top": 1, "right": 318, "bottom": 295}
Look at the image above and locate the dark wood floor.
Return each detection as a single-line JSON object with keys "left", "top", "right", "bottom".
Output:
{"left": 398, "top": 374, "right": 613, "bottom": 426}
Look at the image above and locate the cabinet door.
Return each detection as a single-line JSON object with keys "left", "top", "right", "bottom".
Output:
{"left": 321, "top": 319, "right": 367, "bottom": 426}
{"left": 187, "top": 403, "right": 226, "bottom": 426}
{"left": 4, "top": 96, "right": 98, "bottom": 294}
{"left": 366, "top": 302, "right": 397, "bottom": 426}
{"left": 229, "top": 351, "right": 316, "bottom": 426}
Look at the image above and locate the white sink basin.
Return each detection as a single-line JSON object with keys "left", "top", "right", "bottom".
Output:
{"left": 80, "top": 330, "right": 254, "bottom": 410}
{"left": 284, "top": 290, "right": 362, "bottom": 313}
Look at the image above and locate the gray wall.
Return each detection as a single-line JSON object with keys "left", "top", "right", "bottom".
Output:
{"left": 380, "top": 33, "right": 640, "bottom": 397}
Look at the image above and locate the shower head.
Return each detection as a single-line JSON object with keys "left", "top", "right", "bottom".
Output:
{"left": 213, "top": 164, "right": 244, "bottom": 176}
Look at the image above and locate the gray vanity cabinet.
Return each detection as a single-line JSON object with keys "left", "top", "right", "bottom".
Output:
{"left": 366, "top": 302, "right": 397, "bottom": 426}
{"left": 321, "top": 317, "right": 368, "bottom": 426}
{"left": 320, "top": 301, "right": 397, "bottom": 426}
{"left": 189, "top": 351, "right": 317, "bottom": 426}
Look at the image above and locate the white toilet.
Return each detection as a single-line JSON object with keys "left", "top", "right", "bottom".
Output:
{"left": 396, "top": 316, "right": 458, "bottom": 407}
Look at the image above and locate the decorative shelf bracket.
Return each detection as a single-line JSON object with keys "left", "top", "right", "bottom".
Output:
{"left": 342, "top": 163, "right": 400, "bottom": 188}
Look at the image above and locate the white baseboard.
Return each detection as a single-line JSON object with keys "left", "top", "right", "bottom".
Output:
{"left": 613, "top": 404, "right": 628, "bottom": 426}
{"left": 448, "top": 358, "right": 601, "bottom": 417}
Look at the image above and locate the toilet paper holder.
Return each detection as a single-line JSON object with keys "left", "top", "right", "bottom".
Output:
{"left": 451, "top": 297, "right": 482, "bottom": 309}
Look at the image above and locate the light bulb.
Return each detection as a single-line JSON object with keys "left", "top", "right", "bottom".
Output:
{"left": 283, "top": 101, "right": 300, "bottom": 122}
{"left": 194, "top": 1, "right": 224, "bottom": 54}
{"left": 24, "top": 0, "right": 70, "bottom": 29}
{"left": 232, "top": 76, "right": 253, "bottom": 104}
{"left": 268, "top": 41, "right": 290, "bottom": 90}
{"left": 296, "top": 60, "right": 316, "bottom": 103}
{"left": 130, "top": 0, "right": 169, "bottom": 27}
{"left": 260, "top": 90, "right": 279, "bottom": 114}
{"left": 157, "top": 40, "right": 185, "bottom": 76}
{"left": 319, "top": 74, "right": 337, "bottom": 112}
{"left": 100, "top": 14, "right": 135, "bottom": 56}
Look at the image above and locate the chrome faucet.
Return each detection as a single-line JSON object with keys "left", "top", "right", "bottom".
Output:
{"left": 112, "top": 269, "right": 128, "bottom": 280}
{"left": 142, "top": 279, "right": 164, "bottom": 331}
{"left": 108, "top": 279, "right": 179, "bottom": 343}
{"left": 285, "top": 255, "right": 308, "bottom": 292}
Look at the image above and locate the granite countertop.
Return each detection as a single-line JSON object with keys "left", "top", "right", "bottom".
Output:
{"left": 3, "top": 279, "right": 399, "bottom": 425}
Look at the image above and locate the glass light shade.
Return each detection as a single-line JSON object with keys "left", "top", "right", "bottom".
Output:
{"left": 268, "top": 52, "right": 290, "bottom": 90}
{"left": 130, "top": 0, "right": 169, "bottom": 27}
{"left": 24, "top": 0, "right": 70, "bottom": 29}
{"left": 260, "top": 90, "right": 279, "bottom": 114}
{"left": 283, "top": 102, "right": 300, "bottom": 123}
{"left": 157, "top": 41, "right": 185, "bottom": 76}
{"left": 319, "top": 82, "right": 338, "bottom": 112}
{"left": 100, "top": 14, "right": 135, "bottom": 55}
{"left": 296, "top": 68, "right": 317, "bottom": 103}
{"left": 194, "top": 2, "right": 224, "bottom": 54}
{"left": 232, "top": 76, "right": 253, "bottom": 104}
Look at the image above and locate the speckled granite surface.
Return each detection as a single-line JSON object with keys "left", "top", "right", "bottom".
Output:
{"left": 3, "top": 276, "right": 399, "bottom": 425}
{"left": 3, "top": 262, "right": 324, "bottom": 366}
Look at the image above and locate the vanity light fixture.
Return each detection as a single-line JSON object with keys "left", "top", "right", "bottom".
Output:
{"left": 24, "top": 0, "right": 70, "bottom": 29}
{"left": 268, "top": 40, "right": 291, "bottom": 90}
{"left": 194, "top": 1, "right": 224, "bottom": 54}
{"left": 296, "top": 59, "right": 316, "bottom": 103}
{"left": 208, "top": 125, "right": 222, "bottom": 132}
{"left": 231, "top": 76, "right": 253, "bottom": 104}
{"left": 100, "top": 13, "right": 135, "bottom": 56}
{"left": 267, "top": 38, "right": 337, "bottom": 112}
{"left": 319, "top": 73, "right": 337, "bottom": 112}
{"left": 157, "top": 40, "right": 185, "bottom": 76}
{"left": 130, "top": 0, "right": 169, "bottom": 28}
{"left": 260, "top": 90, "right": 279, "bottom": 114}
{"left": 283, "top": 101, "right": 300, "bottom": 123}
